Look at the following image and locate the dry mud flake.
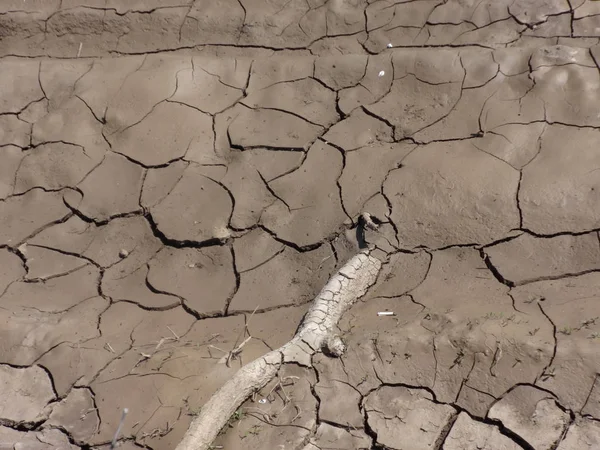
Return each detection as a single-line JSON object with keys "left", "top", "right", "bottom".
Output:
{"left": 384, "top": 141, "right": 520, "bottom": 248}
{"left": 444, "top": 412, "right": 522, "bottom": 450}
{"left": 242, "top": 77, "right": 338, "bottom": 127}
{"left": 103, "top": 263, "right": 181, "bottom": 310}
{"left": 213, "top": 364, "right": 317, "bottom": 450}
{"left": 228, "top": 107, "right": 324, "bottom": 150}
{"left": 338, "top": 54, "right": 393, "bottom": 114}
{"left": 150, "top": 165, "right": 232, "bottom": 243}
{"left": 511, "top": 273, "right": 600, "bottom": 411}
{"left": 367, "top": 75, "right": 462, "bottom": 141}
{"left": 0, "top": 145, "right": 24, "bottom": 200}
{"left": 64, "top": 152, "right": 144, "bottom": 222}
{"left": 237, "top": 0, "right": 324, "bottom": 48}
{"left": 0, "top": 427, "right": 77, "bottom": 450}
{"left": 90, "top": 373, "right": 185, "bottom": 445}
{"left": 0, "top": 247, "right": 26, "bottom": 292}
{"left": 23, "top": 245, "right": 87, "bottom": 281}
{"left": 0, "top": 365, "right": 55, "bottom": 423}
{"left": 114, "top": 7, "right": 192, "bottom": 54}
{"left": 479, "top": 72, "right": 544, "bottom": 131}
{"left": 0, "top": 297, "right": 107, "bottom": 369}
{"left": 170, "top": 61, "right": 243, "bottom": 115}
{"left": 29, "top": 215, "right": 161, "bottom": 269}
{"left": 14, "top": 142, "right": 97, "bottom": 194}
{"left": 245, "top": 305, "right": 310, "bottom": 350}
{"left": 48, "top": 387, "right": 99, "bottom": 443}
{"left": 475, "top": 123, "right": 546, "bottom": 170}
{"left": 314, "top": 54, "right": 368, "bottom": 90}
{"left": 219, "top": 148, "right": 304, "bottom": 229}
{"left": 488, "top": 385, "right": 569, "bottom": 449}
{"left": 391, "top": 50, "right": 465, "bottom": 86}
{"left": 530, "top": 60, "right": 600, "bottom": 128}
{"left": 92, "top": 315, "right": 269, "bottom": 447}
{"left": 485, "top": 232, "right": 600, "bottom": 285}
{"left": 339, "top": 141, "right": 415, "bottom": 219}
{"left": 1, "top": 264, "right": 100, "bottom": 313}
{"left": 558, "top": 417, "right": 600, "bottom": 449}
{"left": 0, "top": 188, "right": 75, "bottom": 245}
{"left": 316, "top": 377, "right": 363, "bottom": 427}
{"left": 337, "top": 296, "right": 437, "bottom": 391}
{"left": 104, "top": 55, "right": 189, "bottom": 134}
{"left": 180, "top": 0, "right": 245, "bottom": 46}
{"left": 108, "top": 101, "right": 214, "bottom": 166}
{"left": 230, "top": 228, "right": 335, "bottom": 311}
{"left": 39, "top": 58, "right": 93, "bottom": 108}
{"left": 0, "top": 115, "right": 30, "bottom": 148}
{"left": 74, "top": 55, "right": 145, "bottom": 120}
{"left": 0, "top": 59, "right": 43, "bottom": 113}
{"left": 247, "top": 57, "right": 313, "bottom": 92}
{"left": 306, "top": 423, "right": 371, "bottom": 450}
{"left": 260, "top": 140, "right": 347, "bottom": 248}
{"left": 520, "top": 125, "right": 600, "bottom": 234}
{"left": 369, "top": 251, "right": 431, "bottom": 298}
{"left": 42, "top": 302, "right": 194, "bottom": 398}
{"left": 148, "top": 246, "right": 236, "bottom": 316}
{"left": 32, "top": 96, "right": 108, "bottom": 161}
{"left": 140, "top": 160, "right": 189, "bottom": 209}
{"left": 365, "top": 385, "right": 457, "bottom": 450}
{"left": 411, "top": 248, "right": 553, "bottom": 399}
{"left": 323, "top": 108, "right": 393, "bottom": 151}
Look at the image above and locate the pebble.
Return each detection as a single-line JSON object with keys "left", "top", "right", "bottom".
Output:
{"left": 378, "top": 70, "right": 385, "bottom": 77}
{"left": 119, "top": 249, "right": 129, "bottom": 258}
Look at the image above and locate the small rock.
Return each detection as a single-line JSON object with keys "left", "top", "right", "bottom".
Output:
{"left": 378, "top": 70, "right": 385, "bottom": 77}
{"left": 118, "top": 249, "right": 129, "bottom": 259}
{"left": 387, "top": 43, "right": 393, "bottom": 48}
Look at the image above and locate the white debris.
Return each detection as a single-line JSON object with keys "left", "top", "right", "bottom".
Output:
{"left": 258, "top": 398, "right": 268, "bottom": 404}
{"left": 377, "top": 311, "right": 395, "bottom": 316}
{"left": 378, "top": 70, "right": 385, "bottom": 77}
{"left": 387, "top": 43, "right": 393, "bottom": 48}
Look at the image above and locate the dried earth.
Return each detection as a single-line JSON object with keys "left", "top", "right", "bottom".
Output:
{"left": 1, "top": 1, "right": 600, "bottom": 449}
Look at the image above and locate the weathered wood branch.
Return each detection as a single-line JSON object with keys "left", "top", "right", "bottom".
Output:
{"left": 175, "top": 247, "right": 382, "bottom": 450}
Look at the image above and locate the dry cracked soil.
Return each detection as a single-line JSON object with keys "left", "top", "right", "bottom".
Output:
{"left": 1, "top": 1, "right": 600, "bottom": 449}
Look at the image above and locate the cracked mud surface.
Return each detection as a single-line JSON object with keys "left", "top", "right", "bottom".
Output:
{"left": 1, "top": 1, "right": 600, "bottom": 449}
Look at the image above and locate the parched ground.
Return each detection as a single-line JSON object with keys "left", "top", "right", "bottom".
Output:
{"left": 1, "top": 1, "right": 600, "bottom": 449}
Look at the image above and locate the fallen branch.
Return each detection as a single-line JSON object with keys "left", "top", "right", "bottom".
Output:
{"left": 175, "top": 245, "right": 382, "bottom": 450}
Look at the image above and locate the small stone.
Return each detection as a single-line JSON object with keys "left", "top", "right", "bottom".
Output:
{"left": 387, "top": 43, "right": 393, "bottom": 48}
{"left": 378, "top": 70, "right": 385, "bottom": 77}
{"left": 118, "top": 249, "right": 129, "bottom": 259}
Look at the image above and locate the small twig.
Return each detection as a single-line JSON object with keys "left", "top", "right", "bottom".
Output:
{"left": 220, "top": 336, "right": 252, "bottom": 367}
{"left": 166, "top": 326, "right": 180, "bottom": 341}
{"left": 208, "top": 345, "right": 228, "bottom": 355}
{"left": 110, "top": 408, "right": 129, "bottom": 450}
{"left": 105, "top": 343, "right": 116, "bottom": 353}
{"left": 155, "top": 337, "right": 167, "bottom": 352}
{"left": 290, "top": 405, "right": 301, "bottom": 423}
{"left": 219, "top": 306, "right": 259, "bottom": 367}
{"left": 77, "top": 42, "right": 83, "bottom": 58}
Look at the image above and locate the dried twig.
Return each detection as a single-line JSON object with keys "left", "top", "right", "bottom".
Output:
{"left": 219, "top": 306, "right": 259, "bottom": 367}
{"left": 110, "top": 408, "right": 129, "bottom": 450}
